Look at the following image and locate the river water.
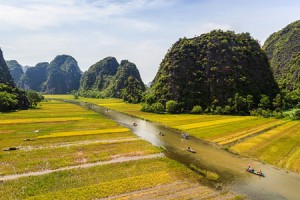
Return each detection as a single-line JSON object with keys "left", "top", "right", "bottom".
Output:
{"left": 75, "top": 101, "right": 300, "bottom": 200}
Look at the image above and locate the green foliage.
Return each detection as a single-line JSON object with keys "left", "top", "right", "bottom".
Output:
{"left": 292, "top": 110, "right": 300, "bottom": 120}
{"left": 0, "top": 91, "right": 18, "bottom": 111}
{"left": 26, "top": 90, "right": 44, "bottom": 108}
{"left": 191, "top": 105, "right": 203, "bottom": 114}
{"left": 263, "top": 20, "right": 300, "bottom": 95}
{"left": 258, "top": 94, "right": 270, "bottom": 109}
{"left": 0, "top": 83, "right": 29, "bottom": 112}
{"left": 151, "top": 102, "right": 165, "bottom": 114}
{"left": 149, "top": 30, "right": 279, "bottom": 112}
{"left": 166, "top": 100, "right": 178, "bottom": 113}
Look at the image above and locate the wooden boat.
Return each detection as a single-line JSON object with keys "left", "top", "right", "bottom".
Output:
{"left": 246, "top": 168, "right": 265, "bottom": 177}
{"left": 187, "top": 148, "right": 196, "bottom": 153}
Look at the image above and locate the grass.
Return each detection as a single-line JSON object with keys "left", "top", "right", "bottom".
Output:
{"left": 44, "top": 95, "right": 300, "bottom": 173}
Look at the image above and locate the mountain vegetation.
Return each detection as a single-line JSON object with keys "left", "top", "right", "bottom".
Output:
{"left": 263, "top": 20, "right": 300, "bottom": 108}
{"left": 0, "top": 48, "right": 29, "bottom": 111}
{"left": 79, "top": 57, "right": 145, "bottom": 103}
{"left": 6, "top": 60, "right": 24, "bottom": 85}
{"left": 145, "top": 30, "right": 279, "bottom": 115}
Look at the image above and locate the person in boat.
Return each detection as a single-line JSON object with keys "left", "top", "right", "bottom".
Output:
{"left": 132, "top": 122, "right": 137, "bottom": 126}
{"left": 159, "top": 131, "right": 164, "bottom": 136}
{"left": 259, "top": 169, "right": 262, "bottom": 175}
{"left": 187, "top": 147, "right": 191, "bottom": 151}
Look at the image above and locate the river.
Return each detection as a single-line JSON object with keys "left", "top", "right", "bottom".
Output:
{"left": 74, "top": 101, "right": 300, "bottom": 200}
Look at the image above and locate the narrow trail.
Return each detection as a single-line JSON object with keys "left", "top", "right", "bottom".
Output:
{"left": 0, "top": 153, "right": 164, "bottom": 182}
{"left": 20, "top": 138, "right": 139, "bottom": 151}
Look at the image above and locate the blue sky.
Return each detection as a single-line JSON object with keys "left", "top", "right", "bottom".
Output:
{"left": 1, "top": 0, "right": 299, "bottom": 83}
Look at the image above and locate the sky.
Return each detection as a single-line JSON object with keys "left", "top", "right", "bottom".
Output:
{"left": 1, "top": 0, "right": 300, "bottom": 84}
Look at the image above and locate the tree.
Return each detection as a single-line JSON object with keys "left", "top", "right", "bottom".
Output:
{"left": 26, "top": 90, "right": 44, "bottom": 108}
{"left": 0, "top": 91, "right": 18, "bottom": 111}
{"left": 166, "top": 100, "right": 178, "bottom": 113}
{"left": 258, "top": 94, "right": 270, "bottom": 109}
{"left": 273, "top": 94, "right": 282, "bottom": 110}
{"left": 246, "top": 95, "right": 254, "bottom": 111}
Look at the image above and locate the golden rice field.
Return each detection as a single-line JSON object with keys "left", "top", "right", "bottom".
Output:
{"left": 0, "top": 100, "right": 239, "bottom": 199}
{"left": 46, "top": 95, "right": 300, "bottom": 173}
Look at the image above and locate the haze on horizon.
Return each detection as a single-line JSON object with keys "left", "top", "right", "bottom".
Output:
{"left": 1, "top": 0, "right": 300, "bottom": 83}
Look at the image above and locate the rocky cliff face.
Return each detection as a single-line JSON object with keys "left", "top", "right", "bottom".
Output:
{"left": 19, "top": 62, "right": 48, "bottom": 91}
{"left": 44, "top": 55, "right": 82, "bottom": 94}
{"left": 6, "top": 60, "right": 24, "bottom": 85}
{"left": 149, "top": 30, "right": 279, "bottom": 109}
{"left": 19, "top": 55, "right": 81, "bottom": 94}
{"left": 0, "top": 49, "right": 14, "bottom": 86}
{"left": 263, "top": 20, "right": 300, "bottom": 92}
{"left": 0, "top": 48, "right": 29, "bottom": 111}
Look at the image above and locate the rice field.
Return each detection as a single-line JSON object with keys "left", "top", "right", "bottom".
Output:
{"left": 45, "top": 95, "right": 300, "bottom": 173}
{"left": 0, "top": 99, "right": 239, "bottom": 199}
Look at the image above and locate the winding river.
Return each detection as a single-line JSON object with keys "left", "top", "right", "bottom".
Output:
{"left": 73, "top": 101, "right": 300, "bottom": 200}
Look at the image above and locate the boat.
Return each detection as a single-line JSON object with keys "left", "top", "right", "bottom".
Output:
{"left": 246, "top": 168, "right": 265, "bottom": 177}
{"left": 187, "top": 147, "right": 196, "bottom": 153}
{"left": 181, "top": 133, "right": 189, "bottom": 139}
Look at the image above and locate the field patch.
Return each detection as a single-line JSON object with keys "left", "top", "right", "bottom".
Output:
{"left": 37, "top": 128, "right": 129, "bottom": 138}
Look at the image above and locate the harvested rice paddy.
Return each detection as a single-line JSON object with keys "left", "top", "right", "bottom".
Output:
{"left": 46, "top": 95, "right": 300, "bottom": 173}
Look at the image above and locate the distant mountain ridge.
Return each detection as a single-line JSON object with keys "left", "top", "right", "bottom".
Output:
{"left": 6, "top": 60, "right": 24, "bottom": 85}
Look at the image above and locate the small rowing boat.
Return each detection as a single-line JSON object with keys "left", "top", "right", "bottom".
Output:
{"left": 187, "top": 147, "right": 196, "bottom": 153}
{"left": 246, "top": 168, "right": 265, "bottom": 177}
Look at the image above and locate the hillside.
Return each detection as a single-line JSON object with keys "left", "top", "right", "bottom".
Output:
{"left": 263, "top": 20, "right": 300, "bottom": 93}
{"left": 149, "top": 30, "right": 279, "bottom": 111}
{"left": 80, "top": 57, "right": 119, "bottom": 91}
{"left": 0, "top": 48, "right": 29, "bottom": 111}
{"left": 6, "top": 60, "right": 24, "bottom": 85}
{"left": 80, "top": 58, "right": 145, "bottom": 102}
{"left": 106, "top": 60, "right": 146, "bottom": 103}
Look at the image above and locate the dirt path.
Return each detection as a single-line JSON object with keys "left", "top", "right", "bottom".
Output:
{"left": 20, "top": 138, "right": 139, "bottom": 151}
{"left": 0, "top": 153, "right": 164, "bottom": 182}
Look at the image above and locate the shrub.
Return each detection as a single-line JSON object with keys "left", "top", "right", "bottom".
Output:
{"left": 191, "top": 105, "right": 202, "bottom": 114}
{"left": 140, "top": 103, "right": 153, "bottom": 112}
{"left": 151, "top": 102, "right": 165, "bottom": 114}
{"left": 166, "top": 100, "right": 178, "bottom": 113}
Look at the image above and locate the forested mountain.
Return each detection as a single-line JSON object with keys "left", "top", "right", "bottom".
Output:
{"left": 80, "top": 57, "right": 145, "bottom": 103}
{"left": 6, "top": 60, "right": 24, "bottom": 85}
{"left": 148, "top": 30, "right": 279, "bottom": 111}
{"left": 0, "top": 48, "right": 29, "bottom": 111}
{"left": 263, "top": 20, "right": 300, "bottom": 93}
{"left": 19, "top": 55, "right": 81, "bottom": 94}
{"left": 106, "top": 60, "right": 145, "bottom": 103}
{"left": 19, "top": 62, "right": 49, "bottom": 91}
{"left": 80, "top": 57, "right": 119, "bottom": 91}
